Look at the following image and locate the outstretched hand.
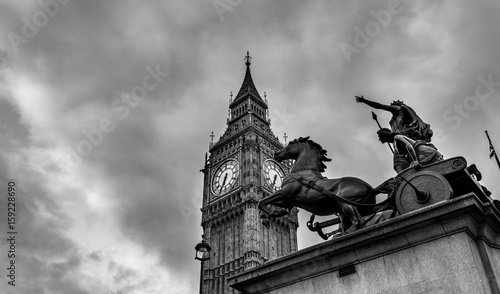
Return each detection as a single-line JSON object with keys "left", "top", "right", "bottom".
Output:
{"left": 355, "top": 95, "right": 365, "bottom": 103}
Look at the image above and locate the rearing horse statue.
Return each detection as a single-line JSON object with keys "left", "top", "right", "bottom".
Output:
{"left": 258, "top": 137, "right": 383, "bottom": 233}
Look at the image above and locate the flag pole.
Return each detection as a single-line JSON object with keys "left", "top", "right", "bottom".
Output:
{"left": 485, "top": 130, "right": 500, "bottom": 170}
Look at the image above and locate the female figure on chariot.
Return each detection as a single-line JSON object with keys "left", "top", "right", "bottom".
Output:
{"left": 355, "top": 95, "right": 439, "bottom": 172}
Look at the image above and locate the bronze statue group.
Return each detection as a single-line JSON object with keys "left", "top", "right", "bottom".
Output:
{"left": 258, "top": 95, "right": 499, "bottom": 237}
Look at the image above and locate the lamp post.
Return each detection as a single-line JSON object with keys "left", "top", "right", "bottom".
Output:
{"left": 194, "top": 234, "right": 212, "bottom": 294}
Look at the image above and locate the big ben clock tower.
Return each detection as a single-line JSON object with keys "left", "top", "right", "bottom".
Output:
{"left": 199, "top": 52, "right": 299, "bottom": 294}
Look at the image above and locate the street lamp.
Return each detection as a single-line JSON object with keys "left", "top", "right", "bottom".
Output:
{"left": 195, "top": 234, "right": 212, "bottom": 294}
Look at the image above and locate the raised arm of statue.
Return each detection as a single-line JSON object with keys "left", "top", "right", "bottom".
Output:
{"left": 355, "top": 96, "right": 399, "bottom": 113}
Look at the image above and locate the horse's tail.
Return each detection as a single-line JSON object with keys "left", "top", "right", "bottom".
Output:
{"left": 366, "top": 177, "right": 403, "bottom": 214}
{"left": 371, "top": 177, "right": 401, "bottom": 197}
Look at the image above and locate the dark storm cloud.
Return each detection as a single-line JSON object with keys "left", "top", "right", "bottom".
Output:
{"left": 0, "top": 0, "right": 212, "bottom": 291}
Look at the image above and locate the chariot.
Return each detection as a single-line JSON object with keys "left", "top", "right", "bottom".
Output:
{"left": 307, "top": 156, "right": 490, "bottom": 239}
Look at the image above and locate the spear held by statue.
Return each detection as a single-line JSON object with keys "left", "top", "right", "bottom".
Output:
{"left": 371, "top": 111, "right": 395, "bottom": 154}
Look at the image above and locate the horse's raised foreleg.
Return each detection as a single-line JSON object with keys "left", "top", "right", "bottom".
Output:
{"left": 258, "top": 189, "right": 289, "bottom": 227}
{"left": 270, "top": 207, "right": 289, "bottom": 218}
{"left": 258, "top": 190, "right": 282, "bottom": 216}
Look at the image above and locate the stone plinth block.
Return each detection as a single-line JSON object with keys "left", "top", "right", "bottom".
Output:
{"left": 229, "top": 193, "right": 500, "bottom": 294}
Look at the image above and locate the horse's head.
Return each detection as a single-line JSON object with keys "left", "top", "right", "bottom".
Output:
{"left": 275, "top": 137, "right": 332, "bottom": 173}
{"left": 274, "top": 137, "right": 309, "bottom": 161}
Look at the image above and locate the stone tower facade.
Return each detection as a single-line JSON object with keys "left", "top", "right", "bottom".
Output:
{"left": 200, "top": 52, "right": 299, "bottom": 293}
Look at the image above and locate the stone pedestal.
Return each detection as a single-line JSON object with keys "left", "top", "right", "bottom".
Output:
{"left": 228, "top": 193, "right": 500, "bottom": 294}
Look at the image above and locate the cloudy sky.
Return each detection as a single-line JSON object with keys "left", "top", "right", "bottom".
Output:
{"left": 1, "top": 0, "right": 500, "bottom": 293}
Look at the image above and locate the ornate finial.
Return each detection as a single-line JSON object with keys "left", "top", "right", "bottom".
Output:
{"left": 264, "top": 92, "right": 267, "bottom": 104}
{"left": 230, "top": 91, "right": 233, "bottom": 102}
{"left": 210, "top": 132, "right": 214, "bottom": 144}
{"left": 283, "top": 133, "right": 288, "bottom": 144}
{"left": 244, "top": 51, "right": 252, "bottom": 66}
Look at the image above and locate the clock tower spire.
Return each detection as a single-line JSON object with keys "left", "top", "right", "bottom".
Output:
{"left": 199, "top": 53, "right": 298, "bottom": 294}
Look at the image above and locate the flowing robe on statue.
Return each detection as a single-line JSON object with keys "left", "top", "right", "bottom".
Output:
{"left": 389, "top": 104, "right": 433, "bottom": 142}
{"left": 390, "top": 104, "right": 436, "bottom": 172}
{"left": 394, "top": 140, "right": 443, "bottom": 166}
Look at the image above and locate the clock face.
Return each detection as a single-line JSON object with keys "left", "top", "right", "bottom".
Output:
{"left": 263, "top": 160, "right": 285, "bottom": 190}
{"left": 212, "top": 160, "right": 239, "bottom": 196}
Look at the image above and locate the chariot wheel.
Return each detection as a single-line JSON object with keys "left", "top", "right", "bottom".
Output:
{"left": 395, "top": 170, "right": 453, "bottom": 214}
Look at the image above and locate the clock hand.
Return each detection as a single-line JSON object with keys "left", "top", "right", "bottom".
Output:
{"left": 272, "top": 175, "right": 280, "bottom": 190}
{"left": 221, "top": 173, "right": 228, "bottom": 189}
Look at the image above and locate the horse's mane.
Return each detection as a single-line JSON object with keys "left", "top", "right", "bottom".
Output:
{"left": 289, "top": 137, "right": 332, "bottom": 172}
